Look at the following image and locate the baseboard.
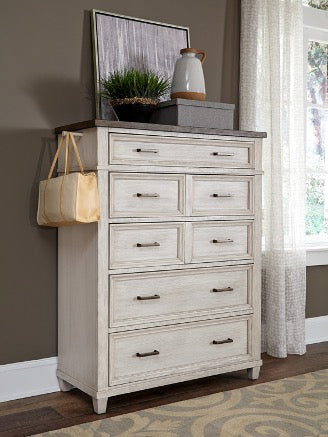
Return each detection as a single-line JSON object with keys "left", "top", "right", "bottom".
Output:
{"left": 305, "top": 316, "right": 328, "bottom": 345}
{"left": 0, "top": 357, "right": 59, "bottom": 403}
{"left": 0, "top": 317, "right": 327, "bottom": 404}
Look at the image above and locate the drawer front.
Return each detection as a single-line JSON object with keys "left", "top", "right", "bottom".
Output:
{"left": 109, "top": 133, "right": 254, "bottom": 168}
{"left": 109, "top": 266, "right": 252, "bottom": 327}
{"left": 109, "top": 223, "right": 184, "bottom": 269}
{"left": 188, "top": 175, "right": 253, "bottom": 216}
{"left": 109, "top": 317, "right": 249, "bottom": 385}
{"left": 110, "top": 173, "right": 185, "bottom": 217}
{"left": 187, "top": 221, "right": 253, "bottom": 263}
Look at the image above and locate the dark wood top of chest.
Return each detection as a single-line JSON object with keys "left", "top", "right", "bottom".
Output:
{"left": 55, "top": 119, "right": 267, "bottom": 138}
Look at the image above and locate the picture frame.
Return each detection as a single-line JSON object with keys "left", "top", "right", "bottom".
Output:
{"left": 91, "top": 10, "right": 190, "bottom": 119}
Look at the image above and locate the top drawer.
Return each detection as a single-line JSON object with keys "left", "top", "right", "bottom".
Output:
{"left": 109, "top": 133, "right": 254, "bottom": 168}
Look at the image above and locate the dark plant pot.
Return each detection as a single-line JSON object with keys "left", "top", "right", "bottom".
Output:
{"left": 113, "top": 103, "right": 157, "bottom": 123}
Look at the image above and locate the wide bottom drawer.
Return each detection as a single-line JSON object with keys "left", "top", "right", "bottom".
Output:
{"left": 109, "top": 316, "right": 250, "bottom": 386}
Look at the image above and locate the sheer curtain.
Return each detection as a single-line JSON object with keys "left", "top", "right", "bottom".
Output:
{"left": 240, "top": 0, "right": 306, "bottom": 357}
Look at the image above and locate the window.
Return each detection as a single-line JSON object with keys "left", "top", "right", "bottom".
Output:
{"left": 304, "top": 4, "right": 328, "bottom": 264}
{"left": 303, "top": 0, "right": 328, "bottom": 11}
{"left": 306, "top": 40, "right": 328, "bottom": 247}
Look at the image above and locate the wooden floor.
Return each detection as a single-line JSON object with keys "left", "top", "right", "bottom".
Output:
{"left": 0, "top": 342, "right": 327, "bottom": 437}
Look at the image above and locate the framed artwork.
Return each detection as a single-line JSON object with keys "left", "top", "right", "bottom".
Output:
{"left": 91, "top": 10, "right": 190, "bottom": 119}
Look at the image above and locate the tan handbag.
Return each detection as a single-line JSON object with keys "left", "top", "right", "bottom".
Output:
{"left": 37, "top": 132, "right": 100, "bottom": 227}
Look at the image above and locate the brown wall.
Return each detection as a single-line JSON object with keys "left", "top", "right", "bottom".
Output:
{"left": 0, "top": 0, "right": 240, "bottom": 365}
{"left": 306, "top": 266, "right": 328, "bottom": 318}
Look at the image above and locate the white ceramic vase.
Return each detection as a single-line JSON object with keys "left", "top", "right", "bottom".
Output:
{"left": 171, "top": 48, "right": 206, "bottom": 100}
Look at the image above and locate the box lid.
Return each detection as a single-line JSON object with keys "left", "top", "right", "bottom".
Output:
{"left": 157, "top": 99, "right": 235, "bottom": 110}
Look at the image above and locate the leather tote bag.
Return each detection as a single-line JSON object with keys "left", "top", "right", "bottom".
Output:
{"left": 37, "top": 132, "right": 100, "bottom": 227}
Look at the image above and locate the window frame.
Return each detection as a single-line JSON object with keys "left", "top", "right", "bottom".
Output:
{"left": 303, "top": 5, "right": 328, "bottom": 265}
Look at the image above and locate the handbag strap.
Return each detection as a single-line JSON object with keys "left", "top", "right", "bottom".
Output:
{"left": 43, "top": 131, "right": 84, "bottom": 224}
{"left": 47, "top": 135, "right": 65, "bottom": 179}
{"left": 64, "top": 132, "right": 70, "bottom": 175}
{"left": 69, "top": 132, "right": 84, "bottom": 175}
{"left": 47, "top": 131, "right": 84, "bottom": 179}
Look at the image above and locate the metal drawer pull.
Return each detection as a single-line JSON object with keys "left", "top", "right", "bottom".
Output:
{"left": 212, "top": 239, "right": 234, "bottom": 244}
{"left": 212, "top": 193, "right": 233, "bottom": 198}
{"left": 212, "top": 287, "right": 234, "bottom": 293}
{"left": 136, "top": 148, "right": 159, "bottom": 154}
{"left": 136, "top": 242, "right": 160, "bottom": 248}
{"left": 212, "top": 152, "right": 234, "bottom": 157}
{"left": 136, "top": 350, "right": 160, "bottom": 357}
{"left": 137, "top": 294, "right": 160, "bottom": 300}
{"left": 136, "top": 193, "right": 160, "bottom": 198}
{"left": 212, "top": 338, "right": 233, "bottom": 345}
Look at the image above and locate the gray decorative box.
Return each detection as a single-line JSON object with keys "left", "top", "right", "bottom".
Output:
{"left": 150, "top": 99, "right": 235, "bottom": 129}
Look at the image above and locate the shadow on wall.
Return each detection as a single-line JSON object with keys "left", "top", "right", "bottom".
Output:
{"left": 25, "top": 77, "right": 93, "bottom": 127}
{"left": 0, "top": 128, "right": 57, "bottom": 227}
{"left": 0, "top": 128, "right": 58, "bottom": 364}
{"left": 0, "top": 9, "right": 96, "bottom": 364}
{"left": 81, "top": 9, "right": 95, "bottom": 117}
{"left": 221, "top": 0, "right": 240, "bottom": 129}
{"left": 29, "top": 131, "right": 58, "bottom": 227}
{"left": 24, "top": 10, "right": 96, "bottom": 128}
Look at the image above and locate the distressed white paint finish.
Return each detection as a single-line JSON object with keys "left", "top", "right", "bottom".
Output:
{"left": 109, "top": 222, "right": 185, "bottom": 269}
{"left": 58, "top": 223, "right": 99, "bottom": 390}
{"left": 109, "top": 127, "right": 259, "bottom": 143}
{"left": 57, "top": 377, "right": 74, "bottom": 392}
{"left": 109, "top": 265, "right": 253, "bottom": 328}
{"left": 109, "top": 316, "right": 250, "bottom": 386}
{"left": 106, "top": 164, "right": 262, "bottom": 176}
{"left": 187, "top": 175, "right": 254, "bottom": 216}
{"left": 250, "top": 170, "right": 263, "bottom": 374}
{"left": 108, "top": 258, "right": 253, "bottom": 276}
{"left": 109, "top": 133, "right": 254, "bottom": 168}
{"left": 108, "top": 308, "right": 254, "bottom": 333}
{"left": 60, "top": 127, "right": 260, "bottom": 172}
{"left": 93, "top": 397, "right": 108, "bottom": 415}
{"left": 109, "top": 173, "right": 185, "bottom": 217}
{"left": 109, "top": 215, "right": 256, "bottom": 224}
{"left": 57, "top": 127, "right": 109, "bottom": 171}
{"left": 247, "top": 366, "right": 261, "bottom": 380}
{"left": 57, "top": 126, "right": 263, "bottom": 413}
{"left": 57, "top": 357, "right": 262, "bottom": 399}
{"left": 96, "top": 169, "right": 110, "bottom": 391}
{"left": 186, "top": 220, "right": 253, "bottom": 264}
{"left": 57, "top": 133, "right": 110, "bottom": 399}
{"left": 9, "top": 317, "right": 328, "bottom": 403}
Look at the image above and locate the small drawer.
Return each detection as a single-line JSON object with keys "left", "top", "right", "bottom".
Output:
{"left": 109, "top": 223, "right": 184, "bottom": 269}
{"left": 109, "top": 133, "right": 254, "bottom": 168}
{"left": 109, "top": 173, "right": 185, "bottom": 217}
{"left": 188, "top": 175, "right": 253, "bottom": 216}
{"left": 109, "top": 317, "right": 250, "bottom": 385}
{"left": 109, "top": 265, "right": 252, "bottom": 327}
{"left": 187, "top": 221, "right": 253, "bottom": 264}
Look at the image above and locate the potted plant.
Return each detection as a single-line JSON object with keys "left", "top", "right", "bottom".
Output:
{"left": 100, "top": 68, "right": 170, "bottom": 123}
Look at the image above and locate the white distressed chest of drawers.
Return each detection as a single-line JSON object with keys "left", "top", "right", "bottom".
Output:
{"left": 55, "top": 120, "right": 265, "bottom": 414}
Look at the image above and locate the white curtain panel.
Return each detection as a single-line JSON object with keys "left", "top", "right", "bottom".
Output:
{"left": 240, "top": 0, "right": 306, "bottom": 357}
